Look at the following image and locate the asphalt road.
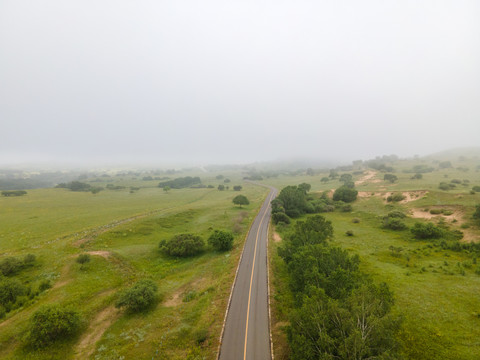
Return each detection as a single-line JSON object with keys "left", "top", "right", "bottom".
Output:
{"left": 219, "top": 186, "right": 277, "bottom": 360}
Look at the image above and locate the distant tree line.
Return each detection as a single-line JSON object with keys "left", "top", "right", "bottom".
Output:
{"left": 1, "top": 190, "right": 27, "bottom": 197}
{"left": 158, "top": 176, "right": 201, "bottom": 189}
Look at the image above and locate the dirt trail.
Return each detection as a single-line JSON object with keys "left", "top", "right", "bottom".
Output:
{"left": 74, "top": 306, "right": 121, "bottom": 359}
{"left": 355, "top": 171, "right": 378, "bottom": 186}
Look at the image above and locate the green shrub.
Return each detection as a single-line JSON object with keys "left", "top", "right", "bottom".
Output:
{"left": 333, "top": 186, "right": 358, "bottom": 203}
{"left": 115, "top": 279, "right": 158, "bottom": 312}
{"left": 39, "top": 280, "right": 52, "bottom": 292}
{"left": 352, "top": 218, "right": 360, "bottom": 223}
{"left": 429, "top": 209, "right": 443, "bottom": 215}
{"left": 472, "top": 186, "right": 480, "bottom": 192}
{"left": 76, "top": 254, "right": 91, "bottom": 265}
{"left": 439, "top": 182, "right": 455, "bottom": 190}
{"left": 383, "top": 218, "right": 408, "bottom": 231}
{"left": 345, "top": 230, "right": 354, "bottom": 236}
{"left": 26, "top": 304, "right": 81, "bottom": 348}
{"left": 411, "top": 222, "right": 444, "bottom": 239}
{"left": 159, "top": 234, "right": 205, "bottom": 257}
{"left": 387, "top": 211, "right": 406, "bottom": 219}
{"left": 386, "top": 193, "right": 406, "bottom": 202}
{"left": 0, "top": 257, "right": 23, "bottom": 276}
{"left": 0, "top": 278, "right": 27, "bottom": 306}
{"left": 208, "top": 230, "right": 234, "bottom": 251}
{"left": 272, "top": 212, "right": 291, "bottom": 224}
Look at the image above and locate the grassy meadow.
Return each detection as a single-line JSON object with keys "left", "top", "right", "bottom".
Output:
{"left": 0, "top": 172, "right": 268, "bottom": 359}
{"left": 265, "top": 153, "right": 480, "bottom": 359}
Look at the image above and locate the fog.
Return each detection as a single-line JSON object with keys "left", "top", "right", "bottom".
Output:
{"left": 1, "top": 1, "right": 479, "bottom": 167}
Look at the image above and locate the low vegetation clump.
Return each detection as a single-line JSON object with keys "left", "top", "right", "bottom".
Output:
{"left": 158, "top": 176, "right": 201, "bottom": 189}
{"left": 76, "top": 253, "right": 91, "bottom": 265}
{"left": 0, "top": 254, "right": 36, "bottom": 276}
{"left": 382, "top": 212, "right": 408, "bottom": 230}
{"left": 384, "top": 173, "right": 398, "bottom": 183}
{"left": 472, "top": 186, "right": 480, "bottom": 193}
{"left": 115, "top": 279, "right": 158, "bottom": 313}
{"left": 411, "top": 222, "right": 445, "bottom": 239}
{"left": 55, "top": 181, "right": 91, "bottom": 192}
{"left": 386, "top": 193, "right": 406, "bottom": 202}
{"left": 439, "top": 182, "right": 456, "bottom": 191}
{"left": 159, "top": 233, "right": 205, "bottom": 257}
{"left": 473, "top": 205, "right": 480, "bottom": 224}
{"left": 0, "top": 278, "right": 27, "bottom": 309}
{"left": 208, "top": 230, "right": 234, "bottom": 251}
{"left": 1, "top": 190, "right": 27, "bottom": 197}
{"left": 25, "top": 304, "right": 81, "bottom": 348}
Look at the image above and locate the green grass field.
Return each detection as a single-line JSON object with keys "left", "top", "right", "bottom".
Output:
{"left": 266, "top": 154, "right": 480, "bottom": 359}
{"left": 0, "top": 174, "right": 268, "bottom": 359}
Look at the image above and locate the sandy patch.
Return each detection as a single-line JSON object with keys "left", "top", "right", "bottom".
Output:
{"left": 273, "top": 232, "right": 282, "bottom": 243}
{"left": 400, "top": 191, "right": 428, "bottom": 203}
{"left": 355, "top": 171, "right": 377, "bottom": 186}
{"left": 86, "top": 250, "right": 111, "bottom": 259}
{"left": 74, "top": 306, "right": 121, "bottom": 359}
{"left": 410, "top": 207, "right": 479, "bottom": 243}
{"left": 357, "top": 191, "right": 382, "bottom": 199}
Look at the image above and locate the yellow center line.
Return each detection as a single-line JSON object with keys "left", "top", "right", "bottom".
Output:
{"left": 243, "top": 190, "right": 274, "bottom": 360}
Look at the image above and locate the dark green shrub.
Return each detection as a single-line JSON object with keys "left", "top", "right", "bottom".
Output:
{"left": 472, "top": 186, "right": 480, "bottom": 192}
{"left": 383, "top": 218, "right": 407, "bottom": 231}
{"left": 384, "top": 173, "right": 398, "bottom": 183}
{"left": 411, "top": 222, "right": 444, "bottom": 239}
{"left": 429, "top": 209, "right": 443, "bottom": 215}
{"left": 411, "top": 173, "right": 423, "bottom": 179}
{"left": 233, "top": 185, "right": 242, "bottom": 191}
{"left": 0, "top": 278, "right": 26, "bottom": 305}
{"left": 159, "top": 234, "right": 205, "bottom": 257}
{"left": 208, "top": 230, "right": 234, "bottom": 251}
{"left": 26, "top": 305, "right": 81, "bottom": 348}
{"left": 115, "top": 279, "right": 158, "bottom": 312}
{"left": 352, "top": 218, "right": 360, "bottom": 223}
{"left": 76, "top": 254, "right": 91, "bottom": 265}
{"left": 387, "top": 211, "right": 406, "bottom": 219}
{"left": 473, "top": 205, "right": 480, "bottom": 223}
{"left": 217, "top": 184, "right": 225, "bottom": 191}
{"left": 332, "top": 186, "right": 358, "bottom": 203}
{"left": 272, "top": 212, "right": 291, "bottom": 224}
{"left": 0, "top": 257, "right": 23, "bottom": 276}
{"left": 439, "top": 182, "right": 455, "bottom": 190}
{"left": 232, "top": 195, "right": 249, "bottom": 207}
{"left": 345, "top": 230, "right": 354, "bottom": 236}
{"left": 339, "top": 203, "right": 353, "bottom": 212}
{"left": 451, "top": 179, "right": 462, "bottom": 184}
{"left": 23, "top": 254, "right": 36, "bottom": 266}
{"left": 386, "top": 193, "right": 406, "bottom": 202}
{"left": 39, "top": 280, "right": 52, "bottom": 292}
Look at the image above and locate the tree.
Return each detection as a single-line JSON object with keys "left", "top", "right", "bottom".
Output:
{"left": 115, "top": 279, "right": 158, "bottom": 312}
{"left": 218, "top": 184, "right": 225, "bottom": 191}
{"left": 159, "top": 234, "right": 205, "bottom": 257}
{"left": 411, "top": 222, "right": 444, "bottom": 239}
{"left": 473, "top": 205, "right": 480, "bottom": 223}
{"left": 208, "top": 230, "right": 234, "bottom": 251}
{"left": 384, "top": 173, "right": 398, "bottom": 183}
{"left": 233, "top": 185, "right": 242, "bottom": 191}
{"left": 333, "top": 186, "right": 358, "bottom": 203}
{"left": 298, "top": 183, "right": 311, "bottom": 194}
{"left": 339, "top": 173, "right": 353, "bottom": 184}
{"left": 0, "top": 278, "right": 26, "bottom": 305}
{"left": 233, "top": 195, "right": 249, "bottom": 207}
{"left": 76, "top": 254, "right": 90, "bottom": 269}
{"left": 163, "top": 185, "right": 171, "bottom": 193}
{"left": 306, "top": 168, "right": 314, "bottom": 176}
{"left": 26, "top": 305, "right": 81, "bottom": 348}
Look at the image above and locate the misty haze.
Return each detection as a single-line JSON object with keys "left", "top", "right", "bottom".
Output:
{"left": 1, "top": 1, "right": 480, "bottom": 360}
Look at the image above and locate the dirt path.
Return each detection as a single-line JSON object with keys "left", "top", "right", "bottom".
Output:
{"left": 74, "top": 305, "right": 121, "bottom": 359}
{"left": 355, "top": 171, "right": 378, "bottom": 186}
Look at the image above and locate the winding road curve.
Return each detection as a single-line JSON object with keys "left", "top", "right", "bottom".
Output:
{"left": 219, "top": 185, "right": 277, "bottom": 360}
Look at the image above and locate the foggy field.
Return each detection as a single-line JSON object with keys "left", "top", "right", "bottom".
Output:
{"left": 0, "top": 173, "right": 267, "bottom": 359}
{"left": 268, "top": 153, "right": 480, "bottom": 360}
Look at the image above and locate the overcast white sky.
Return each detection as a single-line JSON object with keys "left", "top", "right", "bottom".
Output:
{"left": 1, "top": 0, "right": 479, "bottom": 166}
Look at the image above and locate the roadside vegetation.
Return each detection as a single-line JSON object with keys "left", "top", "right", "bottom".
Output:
{"left": 267, "top": 150, "right": 480, "bottom": 360}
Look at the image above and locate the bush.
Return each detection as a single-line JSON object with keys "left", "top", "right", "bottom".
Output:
{"left": 1, "top": 190, "right": 27, "bottom": 197}
{"left": 411, "top": 222, "right": 444, "bottom": 239}
{"left": 387, "top": 211, "right": 406, "bottom": 219}
{"left": 26, "top": 305, "right": 81, "bottom": 348}
{"left": 115, "top": 279, "right": 158, "bottom": 312}
{"left": 76, "top": 254, "right": 91, "bottom": 265}
{"left": 384, "top": 173, "right": 398, "bottom": 183}
{"left": 0, "top": 278, "right": 27, "bottom": 306}
{"left": 429, "top": 209, "right": 443, "bottom": 215}
{"left": 23, "top": 254, "right": 36, "bottom": 266}
{"left": 411, "top": 173, "right": 423, "bottom": 179}
{"left": 472, "top": 186, "right": 480, "bottom": 192}
{"left": 332, "top": 186, "right": 358, "bottom": 203}
{"left": 439, "top": 182, "right": 455, "bottom": 191}
{"left": 39, "top": 280, "right": 52, "bottom": 292}
{"left": 208, "top": 230, "right": 234, "bottom": 251}
{"left": 339, "top": 203, "right": 353, "bottom": 212}
{"left": 0, "top": 257, "right": 23, "bottom": 276}
{"left": 159, "top": 234, "right": 205, "bottom": 257}
{"left": 473, "top": 205, "right": 480, "bottom": 223}
{"left": 352, "top": 218, "right": 360, "bottom": 223}
{"left": 386, "top": 193, "right": 406, "bottom": 202}
{"left": 272, "top": 212, "right": 291, "bottom": 224}
{"left": 233, "top": 185, "right": 242, "bottom": 191}
{"left": 383, "top": 217, "right": 407, "bottom": 231}
{"left": 345, "top": 230, "right": 354, "bottom": 236}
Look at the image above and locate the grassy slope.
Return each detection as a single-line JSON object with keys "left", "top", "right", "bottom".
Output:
{"left": 265, "top": 156, "right": 480, "bottom": 360}
{"left": 0, "top": 175, "right": 268, "bottom": 359}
